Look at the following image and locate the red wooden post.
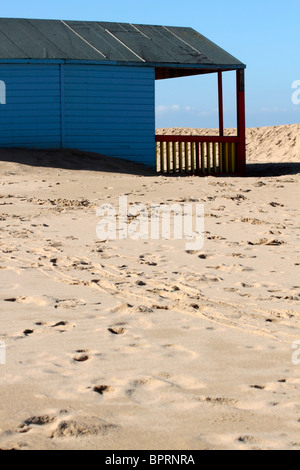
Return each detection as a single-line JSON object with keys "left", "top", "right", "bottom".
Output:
{"left": 236, "top": 69, "right": 246, "bottom": 175}
{"left": 218, "top": 71, "right": 224, "bottom": 137}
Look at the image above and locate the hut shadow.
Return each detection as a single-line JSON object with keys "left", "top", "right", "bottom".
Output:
{"left": 0, "top": 148, "right": 156, "bottom": 176}
{"left": 245, "top": 162, "right": 300, "bottom": 177}
{"left": 0, "top": 148, "right": 299, "bottom": 178}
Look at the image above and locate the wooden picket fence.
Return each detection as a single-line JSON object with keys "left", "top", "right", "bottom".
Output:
{"left": 156, "top": 135, "right": 245, "bottom": 175}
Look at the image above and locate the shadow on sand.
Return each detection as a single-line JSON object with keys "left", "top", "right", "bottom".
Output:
{"left": 0, "top": 148, "right": 299, "bottom": 178}
{"left": 0, "top": 148, "right": 156, "bottom": 176}
{"left": 245, "top": 162, "right": 300, "bottom": 177}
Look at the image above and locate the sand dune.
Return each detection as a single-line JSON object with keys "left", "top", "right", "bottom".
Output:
{"left": 0, "top": 124, "right": 299, "bottom": 450}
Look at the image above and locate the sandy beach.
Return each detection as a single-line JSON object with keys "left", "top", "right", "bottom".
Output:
{"left": 0, "top": 123, "right": 299, "bottom": 450}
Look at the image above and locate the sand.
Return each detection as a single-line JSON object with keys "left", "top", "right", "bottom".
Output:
{"left": 0, "top": 123, "right": 299, "bottom": 450}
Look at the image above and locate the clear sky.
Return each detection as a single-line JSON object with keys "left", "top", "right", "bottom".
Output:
{"left": 1, "top": 0, "right": 299, "bottom": 129}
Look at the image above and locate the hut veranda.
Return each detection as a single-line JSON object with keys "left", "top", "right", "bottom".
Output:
{"left": 0, "top": 18, "right": 246, "bottom": 175}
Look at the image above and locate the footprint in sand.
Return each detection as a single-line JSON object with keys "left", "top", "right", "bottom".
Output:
{"left": 72, "top": 348, "right": 91, "bottom": 362}
{"left": 238, "top": 435, "right": 259, "bottom": 445}
{"left": 93, "top": 385, "right": 115, "bottom": 395}
{"left": 108, "top": 327, "right": 126, "bottom": 335}
{"left": 73, "top": 353, "right": 91, "bottom": 363}
{"left": 4, "top": 296, "right": 47, "bottom": 306}
{"left": 250, "top": 385, "right": 266, "bottom": 390}
{"left": 19, "top": 321, "right": 74, "bottom": 338}
{"left": 51, "top": 321, "right": 69, "bottom": 328}
{"left": 18, "top": 414, "right": 57, "bottom": 433}
{"left": 190, "top": 303, "right": 200, "bottom": 310}
{"left": 241, "top": 283, "right": 254, "bottom": 289}
{"left": 48, "top": 321, "right": 75, "bottom": 333}
{"left": 54, "top": 299, "right": 86, "bottom": 310}
{"left": 248, "top": 238, "right": 285, "bottom": 246}
{"left": 203, "top": 397, "right": 238, "bottom": 406}
{"left": 23, "top": 329, "right": 34, "bottom": 336}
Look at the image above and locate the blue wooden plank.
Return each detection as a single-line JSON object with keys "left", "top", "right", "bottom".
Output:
{"left": 64, "top": 71, "right": 154, "bottom": 80}
{"left": 0, "top": 124, "right": 61, "bottom": 131}
{"left": 0, "top": 104, "right": 61, "bottom": 112}
{"left": 0, "top": 129, "right": 61, "bottom": 137}
{"left": 0, "top": 68, "right": 59, "bottom": 75}
{"left": 0, "top": 116, "right": 61, "bottom": 123}
{"left": 0, "top": 93, "right": 60, "bottom": 104}
{"left": 64, "top": 86, "right": 153, "bottom": 95}
{"left": 64, "top": 103, "right": 154, "bottom": 111}
{"left": 64, "top": 90, "right": 153, "bottom": 99}
{"left": 0, "top": 142, "right": 61, "bottom": 148}
{"left": 64, "top": 77, "right": 153, "bottom": 86}
{"left": 5, "top": 84, "right": 60, "bottom": 91}
{"left": 63, "top": 64, "right": 153, "bottom": 73}
{"left": 0, "top": 111, "right": 154, "bottom": 121}
{"left": 64, "top": 115, "right": 154, "bottom": 123}
{"left": 65, "top": 142, "right": 155, "bottom": 154}
{"left": 64, "top": 136, "right": 155, "bottom": 145}
{"left": 64, "top": 121, "right": 154, "bottom": 129}
{"left": 64, "top": 124, "right": 156, "bottom": 134}
{"left": 65, "top": 133, "right": 155, "bottom": 141}
{"left": 64, "top": 98, "right": 154, "bottom": 106}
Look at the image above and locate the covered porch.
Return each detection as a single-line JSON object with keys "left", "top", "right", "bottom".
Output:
{"left": 155, "top": 66, "right": 246, "bottom": 176}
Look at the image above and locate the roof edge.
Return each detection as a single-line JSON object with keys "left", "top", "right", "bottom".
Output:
{"left": 0, "top": 58, "right": 246, "bottom": 69}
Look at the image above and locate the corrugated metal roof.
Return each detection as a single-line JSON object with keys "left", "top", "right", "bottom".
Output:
{"left": 0, "top": 18, "right": 245, "bottom": 72}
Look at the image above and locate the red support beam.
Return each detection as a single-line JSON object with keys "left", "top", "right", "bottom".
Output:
{"left": 218, "top": 71, "right": 224, "bottom": 137}
{"left": 236, "top": 69, "right": 246, "bottom": 175}
{"left": 156, "top": 135, "right": 239, "bottom": 143}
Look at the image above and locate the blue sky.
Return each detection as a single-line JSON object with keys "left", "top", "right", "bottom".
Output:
{"left": 1, "top": 0, "right": 299, "bottom": 128}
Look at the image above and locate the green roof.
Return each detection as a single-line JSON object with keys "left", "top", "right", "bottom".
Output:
{"left": 0, "top": 18, "right": 245, "bottom": 78}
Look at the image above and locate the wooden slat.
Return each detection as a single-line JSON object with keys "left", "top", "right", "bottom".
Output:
{"left": 185, "top": 142, "right": 189, "bottom": 174}
{"left": 231, "top": 142, "right": 236, "bottom": 173}
{"left": 179, "top": 142, "right": 183, "bottom": 173}
{"left": 213, "top": 142, "right": 217, "bottom": 174}
{"left": 167, "top": 141, "right": 171, "bottom": 173}
{"left": 207, "top": 142, "right": 211, "bottom": 175}
{"left": 191, "top": 142, "right": 195, "bottom": 175}
{"left": 196, "top": 143, "right": 200, "bottom": 175}
{"left": 172, "top": 142, "right": 177, "bottom": 173}
{"left": 219, "top": 142, "right": 223, "bottom": 174}
{"left": 201, "top": 142, "right": 205, "bottom": 174}
{"left": 160, "top": 142, "right": 165, "bottom": 173}
{"left": 224, "top": 143, "right": 229, "bottom": 174}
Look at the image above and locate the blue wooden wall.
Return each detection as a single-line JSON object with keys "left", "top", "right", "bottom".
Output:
{"left": 0, "top": 63, "right": 156, "bottom": 167}
{"left": 0, "top": 64, "right": 61, "bottom": 148}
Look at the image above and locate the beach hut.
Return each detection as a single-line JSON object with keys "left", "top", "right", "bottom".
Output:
{"left": 0, "top": 18, "right": 246, "bottom": 175}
